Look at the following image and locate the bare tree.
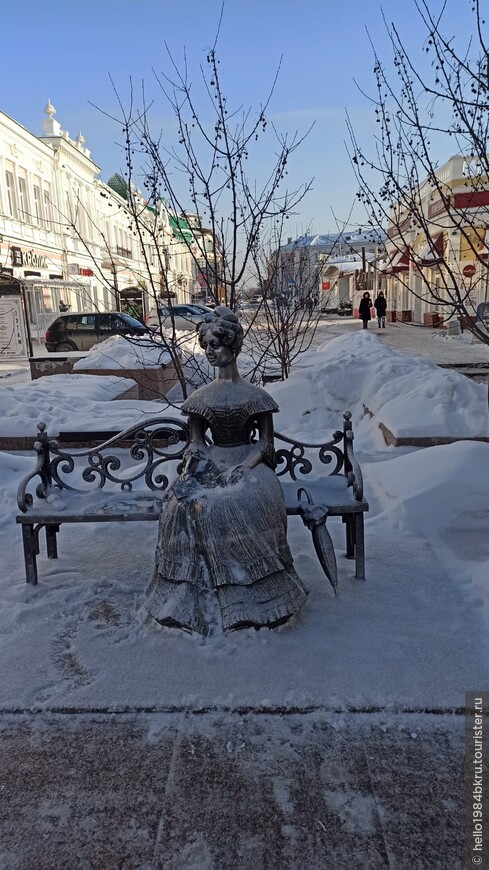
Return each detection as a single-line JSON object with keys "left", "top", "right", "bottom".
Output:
{"left": 242, "top": 218, "right": 324, "bottom": 380}
{"left": 347, "top": 0, "right": 489, "bottom": 343}
{"left": 92, "top": 30, "right": 317, "bottom": 382}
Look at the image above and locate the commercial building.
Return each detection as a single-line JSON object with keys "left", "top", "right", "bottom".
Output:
{"left": 381, "top": 154, "right": 489, "bottom": 325}
{"left": 0, "top": 102, "right": 203, "bottom": 341}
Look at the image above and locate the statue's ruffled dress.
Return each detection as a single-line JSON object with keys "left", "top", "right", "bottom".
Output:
{"left": 146, "top": 378, "right": 308, "bottom": 635}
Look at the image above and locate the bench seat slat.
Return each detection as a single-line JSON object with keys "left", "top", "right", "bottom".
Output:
{"left": 16, "top": 491, "right": 164, "bottom": 523}
{"left": 16, "top": 479, "right": 368, "bottom": 525}
{"left": 280, "top": 479, "right": 369, "bottom": 514}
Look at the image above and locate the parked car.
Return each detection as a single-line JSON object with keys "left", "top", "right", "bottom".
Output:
{"left": 237, "top": 299, "right": 262, "bottom": 316}
{"left": 338, "top": 300, "right": 353, "bottom": 317}
{"left": 45, "top": 311, "right": 152, "bottom": 353}
{"left": 145, "top": 303, "right": 215, "bottom": 331}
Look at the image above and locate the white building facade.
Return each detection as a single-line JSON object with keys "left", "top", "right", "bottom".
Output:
{"left": 0, "top": 102, "right": 197, "bottom": 340}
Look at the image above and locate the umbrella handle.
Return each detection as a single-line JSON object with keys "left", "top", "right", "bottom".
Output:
{"left": 297, "top": 486, "right": 313, "bottom": 506}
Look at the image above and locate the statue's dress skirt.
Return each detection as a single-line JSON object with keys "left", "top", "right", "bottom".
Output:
{"left": 146, "top": 444, "right": 308, "bottom": 635}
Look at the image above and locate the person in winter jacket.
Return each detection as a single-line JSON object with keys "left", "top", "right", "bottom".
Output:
{"left": 358, "top": 292, "right": 372, "bottom": 329}
{"left": 374, "top": 291, "right": 387, "bottom": 328}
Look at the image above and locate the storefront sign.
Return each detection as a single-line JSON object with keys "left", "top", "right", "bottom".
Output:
{"left": 463, "top": 263, "right": 476, "bottom": 278}
{"left": 10, "top": 247, "right": 47, "bottom": 270}
{"left": 428, "top": 196, "right": 450, "bottom": 219}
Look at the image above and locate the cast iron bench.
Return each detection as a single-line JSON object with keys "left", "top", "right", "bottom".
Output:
{"left": 16, "top": 411, "right": 368, "bottom": 586}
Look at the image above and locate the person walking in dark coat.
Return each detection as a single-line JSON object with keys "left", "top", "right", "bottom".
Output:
{"left": 374, "top": 291, "right": 387, "bottom": 328}
{"left": 358, "top": 292, "right": 372, "bottom": 329}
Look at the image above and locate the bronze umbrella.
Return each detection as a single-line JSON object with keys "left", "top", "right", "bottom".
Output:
{"left": 297, "top": 487, "right": 338, "bottom": 595}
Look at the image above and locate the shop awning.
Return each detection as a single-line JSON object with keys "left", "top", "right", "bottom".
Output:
{"left": 323, "top": 261, "right": 362, "bottom": 275}
{"left": 380, "top": 247, "right": 410, "bottom": 273}
{"left": 417, "top": 233, "right": 444, "bottom": 266}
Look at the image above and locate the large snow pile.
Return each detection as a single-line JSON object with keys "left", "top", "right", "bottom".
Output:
{"left": 0, "top": 374, "right": 166, "bottom": 437}
{"left": 368, "top": 440, "right": 489, "bottom": 535}
{"left": 269, "top": 332, "right": 489, "bottom": 444}
{"left": 73, "top": 335, "right": 173, "bottom": 370}
{"left": 0, "top": 331, "right": 487, "bottom": 444}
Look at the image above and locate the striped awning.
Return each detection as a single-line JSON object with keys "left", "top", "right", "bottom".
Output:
{"left": 380, "top": 248, "right": 410, "bottom": 273}
{"left": 417, "top": 233, "right": 444, "bottom": 266}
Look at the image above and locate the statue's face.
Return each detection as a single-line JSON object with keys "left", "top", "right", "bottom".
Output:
{"left": 201, "top": 330, "right": 235, "bottom": 367}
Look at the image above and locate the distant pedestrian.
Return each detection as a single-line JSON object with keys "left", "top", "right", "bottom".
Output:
{"left": 374, "top": 291, "right": 387, "bottom": 328}
{"left": 59, "top": 300, "right": 70, "bottom": 312}
{"left": 358, "top": 292, "right": 372, "bottom": 329}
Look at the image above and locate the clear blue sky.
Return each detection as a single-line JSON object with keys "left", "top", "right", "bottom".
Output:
{"left": 0, "top": 0, "right": 472, "bottom": 236}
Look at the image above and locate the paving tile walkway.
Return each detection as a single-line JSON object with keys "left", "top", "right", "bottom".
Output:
{"left": 0, "top": 711, "right": 464, "bottom": 869}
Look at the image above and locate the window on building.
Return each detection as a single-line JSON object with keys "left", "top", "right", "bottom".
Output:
{"left": 43, "top": 187, "right": 53, "bottom": 227}
{"left": 5, "top": 171, "right": 18, "bottom": 219}
{"left": 33, "top": 183, "right": 43, "bottom": 225}
{"left": 65, "top": 190, "right": 73, "bottom": 225}
{"left": 18, "top": 177, "right": 30, "bottom": 221}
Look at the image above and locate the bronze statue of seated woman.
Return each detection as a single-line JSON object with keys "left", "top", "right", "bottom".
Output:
{"left": 146, "top": 305, "right": 308, "bottom": 636}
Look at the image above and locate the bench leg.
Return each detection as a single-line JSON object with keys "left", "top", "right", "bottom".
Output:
{"left": 343, "top": 515, "right": 355, "bottom": 559}
{"left": 21, "top": 525, "right": 38, "bottom": 585}
{"left": 354, "top": 514, "right": 365, "bottom": 581}
{"left": 46, "top": 524, "right": 59, "bottom": 559}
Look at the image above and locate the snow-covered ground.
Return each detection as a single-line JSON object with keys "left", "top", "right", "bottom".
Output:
{"left": 0, "top": 325, "right": 488, "bottom": 713}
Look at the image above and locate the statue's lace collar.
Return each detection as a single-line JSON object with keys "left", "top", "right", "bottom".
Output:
{"left": 181, "top": 377, "right": 278, "bottom": 418}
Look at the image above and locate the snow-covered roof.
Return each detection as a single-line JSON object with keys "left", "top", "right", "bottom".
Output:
{"left": 323, "top": 252, "right": 375, "bottom": 274}
{"left": 280, "top": 228, "right": 386, "bottom": 251}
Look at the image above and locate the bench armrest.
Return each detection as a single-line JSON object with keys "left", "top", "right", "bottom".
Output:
{"left": 343, "top": 429, "right": 364, "bottom": 501}
{"left": 17, "top": 418, "right": 191, "bottom": 510}
{"left": 17, "top": 423, "right": 56, "bottom": 512}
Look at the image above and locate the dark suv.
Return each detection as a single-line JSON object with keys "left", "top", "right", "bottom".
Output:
{"left": 45, "top": 311, "right": 152, "bottom": 353}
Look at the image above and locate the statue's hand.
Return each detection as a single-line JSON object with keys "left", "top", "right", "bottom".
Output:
{"left": 243, "top": 440, "right": 275, "bottom": 471}
{"left": 227, "top": 465, "right": 245, "bottom": 485}
{"left": 182, "top": 444, "right": 207, "bottom": 475}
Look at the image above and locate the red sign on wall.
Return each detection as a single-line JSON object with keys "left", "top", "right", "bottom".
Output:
{"left": 462, "top": 264, "right": 476, "bottom": 278}
{"left": 322, "top": 281, "right": 331, "bottom": 291}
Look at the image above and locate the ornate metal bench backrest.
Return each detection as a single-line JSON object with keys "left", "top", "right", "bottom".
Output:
{"left": 17, "top": 418, "right": 191, "bottom": 511}
{"left": 17, "top": 411, "right": 363, "bottom": 512}
{"left": 274, "top": 430, "right": 344, "bottom": 479}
